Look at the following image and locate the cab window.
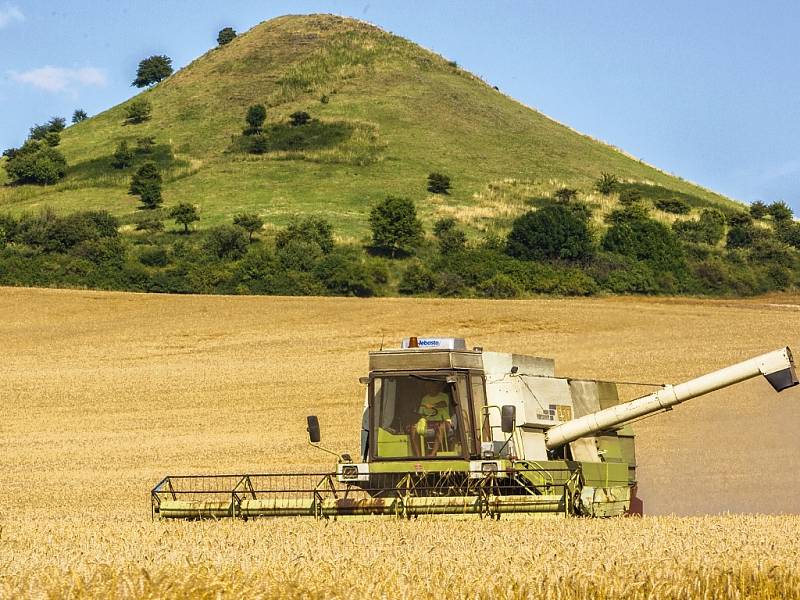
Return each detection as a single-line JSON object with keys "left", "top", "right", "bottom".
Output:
{"left": 372, "top": 375, "right": 464, "bottom": 459}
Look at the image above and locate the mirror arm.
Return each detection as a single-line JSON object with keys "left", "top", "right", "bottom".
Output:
{"left": 495, "top": 430, "right": 514, "bottom": 458}
{"left": 309, "top": 442, "right": 344, "bottom": 461}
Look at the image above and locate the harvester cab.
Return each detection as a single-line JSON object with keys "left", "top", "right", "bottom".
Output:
{"left": 152, "top": 338, "right": 796, "bottom": 520}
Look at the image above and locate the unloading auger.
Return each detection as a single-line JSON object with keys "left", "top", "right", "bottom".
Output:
{"left": 151, "top": 340, "right": 796, "bottom": 519}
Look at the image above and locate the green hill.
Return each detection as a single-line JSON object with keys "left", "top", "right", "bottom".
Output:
{"left": 0, "top": 13, "right": 740, "bottom": 239}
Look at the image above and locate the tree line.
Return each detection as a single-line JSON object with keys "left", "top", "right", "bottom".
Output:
{"left": 0, "top": 175, "right": 797, "bottom": 298}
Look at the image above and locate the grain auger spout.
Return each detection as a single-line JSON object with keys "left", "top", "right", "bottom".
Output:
{"left": 545, "top": 347, "right": 797, "bottom": 450}
{"left": 152, "top": 339, "right": 797, "bottom": 519}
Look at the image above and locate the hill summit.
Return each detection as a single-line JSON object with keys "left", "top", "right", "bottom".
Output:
{"left": 1, "top": 13, "right": 736, "bottom": 235}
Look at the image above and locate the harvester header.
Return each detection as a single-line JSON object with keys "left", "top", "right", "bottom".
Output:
{"left": 152, "top": 340, "right": 796, "bottom": 519}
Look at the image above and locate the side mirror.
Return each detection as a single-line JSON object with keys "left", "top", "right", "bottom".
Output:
{"left": 501, "top": 405, "right": 516, "bottom": 434}
{"left": 307, "top": 415, "right": 321, "bottom": 444}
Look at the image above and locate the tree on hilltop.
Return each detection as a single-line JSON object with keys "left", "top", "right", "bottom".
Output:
{"left": 132, "top": 55, "right": 173, "bottom": 87}
{"left": 72, "top": 109, "right": 88, "bottom": 124}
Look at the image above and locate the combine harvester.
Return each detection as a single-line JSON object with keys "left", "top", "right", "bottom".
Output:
{"left": 152, "top": 338, "right": 797, "bottom": 519}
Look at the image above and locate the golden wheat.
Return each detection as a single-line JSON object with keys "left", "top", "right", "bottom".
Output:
{"left": 1, "top": 288, "right": 799, "bottom": 598}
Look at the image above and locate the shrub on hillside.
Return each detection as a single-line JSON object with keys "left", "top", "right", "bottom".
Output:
{"left": 776, "top": 221, "right": 800, "bottom": 249}
{"left": 398, "top": 262, "right": 436, "bottom": 295}
{"left": 139, "top": 246, "right": 169, "bottom": 267}
{"left": 29, "top": 117, "right": 65, "bottom": 141}
{"left": 595, "top": 255, "right": 659, "bottom": 294}
{"left": 504, "top": 261, "right": 598, "bottom": 296}
{"left": 673, "top": 208, "right": 726, "bottom": 245}
{"left": 250, "top": 135, "right": 269, "bottom": 154}
{"left": 748, "top": 237, "right": 796, "bottom": 269}
{"left": 602, "top": 210, "right": 685, "bottom": 274}
{"left": 433, "top": 217, "right": 466, "bottom": 255}
{"left": 72, "top": 109, "right": 88, "bottom": 124}
{"left": 767, "top": 201, "right": 794, "bottom": 222}
{"left": 427, "top": 172, "right": 451, "bottom": 195}
{"left": 129, "top": 162, "right": 162, "bottom": 209}
{"left": 725, "top": 215, "right": 763, "bottom": 249}
{"left": 4, "top": 140, "right": 67, "bottom": 185}
{"left": 237, "top": 120, "right": 353, "bottom": 155}
{"left": 232, "top": 245, "right": 279, "bottom": 290}
{"left": 506, "top": 204, "right": 594, "bottom": 262}
{"left": 276, "top": 216, "right": 334, "bottom": 254}
{"left": 477, "top": 274, "right": 522, "bottom": 299}
{"left": 290, "top": 111, "right": 311, "bottom": 127}
{"left": 749, "top": 201, "right": 769, "bottom": 219}
{"left": 134, "top": 213, "right": 165, "bottom": 233}
{"left": 12, "top": 209, "right": 119, "bottom": 253}
{"left": 595, "top": 172, "right": 618, "bottom": 195}
{"left": 0, "top": 213, "right": 17, "bottom": 247}
{"left": 125, "top": 99, "right": 152, "bottom": 124}
{"left": 204, "top": 225, "right": 248, "bottom": 260}
{"left": 217, "top": 27, "right": 236, "bottom": 46}
{"left": 688, "top": 255, "right": 786, "bottom": 296}
{"left": 369, "top": 196, "right": 423, "bottom": 258}
{"left": 43, "top": 131, "right": 61, "bottom": 147}
{"left": 136, "top": 136, "right": 156, "bottom": 154}
{"left": 727, "top": 211, "right": 751, "bottom": 227}
{"left": 245, "top": 105, "right": 266, "bottom": 135}
{"left": 132, "top": 55, "right": 173, "bottom": 87}
{"left": 313, "top": 248, "right": 378, "bottom": 297}
{"left": 233, "top": 212, "right": 264, "bottom": 242}
{"left": 654, "top": 197, "right": 691, "bottom": 214}
{"left": 111, "top": 141, "right": 134, "bottom": 169}
{"left": 434, "top": 249, "right": 497, "bottom": 288}
{"left": 604, "top": 204, "right": 651, "bottom": 226}
{"left": 277, "top": 239, "right": 324, "bottom": 272}
{"left": 71, "top": 237, "right": 126, "bottom": 266}
{"left": 553, "top": 188, "right": 578, "bottom": 203}
{"left": 436, "top": 271, "right": 468, "bottom": 297}
{"left": 618, "top": 188, "right": 643, "bottom": 207}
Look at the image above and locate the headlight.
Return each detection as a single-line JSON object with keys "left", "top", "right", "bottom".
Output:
{"left": 341, "top": 465, "right": 359, "bottom": 480}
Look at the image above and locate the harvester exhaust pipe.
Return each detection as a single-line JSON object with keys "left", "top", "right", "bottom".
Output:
{"left": 545, "top": 347, "right": 797, "bottom": 450}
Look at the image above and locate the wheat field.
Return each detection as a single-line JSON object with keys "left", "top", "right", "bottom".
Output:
{"left": 2, "top": 287, "right": 799, "bottom": 598}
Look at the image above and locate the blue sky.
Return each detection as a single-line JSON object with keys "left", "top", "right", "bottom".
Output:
{"left": 2, "top": 1, "right": 799, "bottom": 213}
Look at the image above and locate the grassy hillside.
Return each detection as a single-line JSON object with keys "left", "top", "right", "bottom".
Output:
{"left": 0, "top": 14, "right": 740, "bottom": 238}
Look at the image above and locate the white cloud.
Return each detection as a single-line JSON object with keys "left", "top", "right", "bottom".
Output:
{"left": 0, "top": 4, "right": 24, "bottom": 28}
{"left": 9, "top": 66, "right": 107, "bottom": 93}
